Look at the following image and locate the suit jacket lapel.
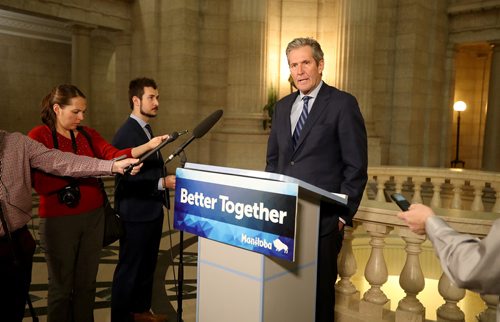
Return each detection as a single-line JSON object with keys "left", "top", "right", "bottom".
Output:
{"left": 128, "top": 117, "right": 164, "bottom": 162}
{"left": 128, "top": 117, "right": 150, "bottom": 144}
{"left": 280, "top": 92, "right": 299, "bottom": 151}
{"left": 293, "top": 84, "right": 331, "bottom": 152}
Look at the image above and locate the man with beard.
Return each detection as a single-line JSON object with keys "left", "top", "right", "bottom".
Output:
{"left": 111, "top": 78, "right": 175, "bottom": 322}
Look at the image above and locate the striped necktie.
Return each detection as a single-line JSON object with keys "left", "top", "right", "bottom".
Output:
{"left": 293, "top": 96, "right": 311, "bottom": 148}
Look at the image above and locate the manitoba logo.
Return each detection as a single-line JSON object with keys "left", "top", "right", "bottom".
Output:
{"left": 273, "top": 238, "right": 288, "bottom": 254}
{"left": 241, "top": 234, "right": 272, "bottom": 250}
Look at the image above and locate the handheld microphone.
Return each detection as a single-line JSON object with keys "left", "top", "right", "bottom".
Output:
{"left": 124, "top": 130, "right": 187, "bottom": 174}
{"left": 165, "top": 109, "right": 223, "bottom": 164}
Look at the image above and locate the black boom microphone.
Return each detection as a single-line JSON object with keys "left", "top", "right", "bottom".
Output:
{"left": 165, "top": 109, "right": 223, "bottom": 164}
{"left": 124, "top": 130, "right": 187, "bottom": 174}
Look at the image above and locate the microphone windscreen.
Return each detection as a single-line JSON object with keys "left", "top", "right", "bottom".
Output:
{"left": 170, "top": 131, "right": 180, "bottom": 140}
{"left": 192, "top": 109, "right": 223, "bottom": 138}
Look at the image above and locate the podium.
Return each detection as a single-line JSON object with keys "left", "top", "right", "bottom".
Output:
{"left": 174, "top": 163, "right": 347, "bottom": 322}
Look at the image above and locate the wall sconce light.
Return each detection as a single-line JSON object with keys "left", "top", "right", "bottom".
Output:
{"left": 451, "top": 100, "right": 466, "bottom": 168}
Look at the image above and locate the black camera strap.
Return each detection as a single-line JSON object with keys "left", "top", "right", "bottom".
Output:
{"left": 51, "top": 128, "right": 80, "bottom": 182}
{"left": 51, "top": 127, "right": 117, "bottom": 212}
{"left": 51, "top": 129, "right": 82, "bottom": 207}
{"left": 74, "top": 128, "right": 114, "bottom": 212}
{"left": 51, "top": 129, "right": 78, "bottom": 153}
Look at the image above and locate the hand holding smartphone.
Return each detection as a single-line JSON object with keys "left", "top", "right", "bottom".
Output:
{"left": 390, "top": 193, "right": 411, "bottom": 211}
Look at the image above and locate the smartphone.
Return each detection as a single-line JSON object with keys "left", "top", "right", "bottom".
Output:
{"left": 390, "top": 193, "right": 411, "bottom": 211}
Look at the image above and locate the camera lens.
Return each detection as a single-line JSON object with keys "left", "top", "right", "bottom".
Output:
{"left": 58, "top": 184, "right": 81, "bottom": 208}
{"left": 62, "top": 191, "right": 76, "bottom": 204}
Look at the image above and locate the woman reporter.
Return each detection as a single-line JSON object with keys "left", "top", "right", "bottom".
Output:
{"left": 28, "top": 84, "right": 166, "bottom": 322}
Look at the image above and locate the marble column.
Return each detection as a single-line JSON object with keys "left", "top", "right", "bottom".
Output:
{"left": 211, "top": 0, "right": 269, "bottom": 170}
{"left": 442, "top": 44, "right": 457, "bottom": 167}
{"left": 68, "top": 23, "right": 94, "bottom": 125}
{"left": 331, "top": 0, "right": 381, "bottom": 165}
{"left": 112, "top": 31, "right": 131, "bottom": 128}
{"left": 70, "top": 24, "right": 94, "bottom": 95}
{"left": 482, "top": 42, "right": 500, "bottom": 171}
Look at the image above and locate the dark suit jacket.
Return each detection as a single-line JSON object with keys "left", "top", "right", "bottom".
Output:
{"left": 112, "top": 117, "right": 166, "bottom": 222}
{"left": 266, "top": 83, "right": 368, "bottom": 234}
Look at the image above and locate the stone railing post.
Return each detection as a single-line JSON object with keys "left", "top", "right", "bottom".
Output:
{"left": 335, "top": 223, "right": 360, "bottom": 307}
{"left": 359, "top": 223, "right": 393, "bottom": 318}
{"left": 470, "top": 181, "right": 485, "bottom": 211}
{"left": 396, "top": 230, "right": 426, "bottom": 322}
{"left": 375, "top": 176, "right": 389, "bottom": 202}
{"left": 394, "top": 178, "right": 403, "bottom": 194}
{"left": 477, "top": 294, "right": 499, "bottom": 322}
{"left": 412, "top": 178, "right": 423, "bottom": 204}
{"left": 436, "top": 272, "right": 466, "bottom": 321}
{"left": 492, "top": 182, "right": 500, "bottom": 213}
{"left": 450, "top": 179, "right": 463, "bottom": 210}
{"left": 430, "top": 179, "right": 442, "bottom": 208}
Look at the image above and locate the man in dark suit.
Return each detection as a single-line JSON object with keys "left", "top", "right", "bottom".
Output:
{"left": 266, "top": 37, "right": 368, "bottom": 322}
{"left": 111, "top": 77, "right": 175, "bottom": 322}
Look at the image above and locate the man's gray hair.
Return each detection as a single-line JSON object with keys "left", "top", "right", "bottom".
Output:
{"left": 286, "top": 37, "right": 324, "bottom": 65}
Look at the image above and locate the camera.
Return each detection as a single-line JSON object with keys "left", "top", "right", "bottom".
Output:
{"left": 57, "top": 183, "right": 81, "bottom": 208}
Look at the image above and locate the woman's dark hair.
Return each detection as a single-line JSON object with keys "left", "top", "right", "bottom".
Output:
{"left": 128, "top": 77, "right": 158, "bottom": 109}
{"left": 40, "top": 84, "right": 86, "bottom": 130}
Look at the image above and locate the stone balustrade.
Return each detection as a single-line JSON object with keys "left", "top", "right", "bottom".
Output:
{"left": 335, "top": 181, "right": 499, "bottom": 321}
{"left": 365, "top": 166, "right": 500, "bottom": 213}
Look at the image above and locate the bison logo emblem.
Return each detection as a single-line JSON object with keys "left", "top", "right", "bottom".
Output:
{"left": 273, "top": 238, "right": 288, "bottom": 254}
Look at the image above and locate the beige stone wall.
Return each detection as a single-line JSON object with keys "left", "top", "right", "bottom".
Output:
{"left": 156, "top": 0, "right": 204, "bottom": 164}
{"left": 373, "top": 0, "right": 450, "bottom": 167}
{"left": 196, "top": 0, "right": 230, "bottom": 166}
{"left": 0, "top": 0, "right": 131, "bottom": 31}
{"left": 0, "top": 0, "right": 499, "bottom": 170}
{"left": 90, "top": 33, "right": 120, "bottom": 140}
{"left": 0, "top": 33, "right": 71, "bottom": 134}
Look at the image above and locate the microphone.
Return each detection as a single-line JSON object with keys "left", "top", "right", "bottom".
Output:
{"left": 165, "top": 109, "right": 223, "bottom": 164}
{"left": 124, "top": 130, "right": 187, "bottom": 174}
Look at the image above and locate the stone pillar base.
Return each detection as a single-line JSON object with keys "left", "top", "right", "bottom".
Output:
{"left": 359, "top": 299, "right": 391, "bottom": 319}
{"left": 336, "top": 290, "right": 360, "bottom": 308}
{"left": 395, "top": 308, "right": 426, "bottom": 322}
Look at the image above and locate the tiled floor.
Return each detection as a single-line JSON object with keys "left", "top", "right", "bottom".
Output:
{"left": 23, "top": 210, "right": 198, "bottom": 322}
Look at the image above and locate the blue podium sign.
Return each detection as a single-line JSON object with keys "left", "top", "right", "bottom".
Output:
{"left": 174, "top": 168, "right": 298, "bottom": 261}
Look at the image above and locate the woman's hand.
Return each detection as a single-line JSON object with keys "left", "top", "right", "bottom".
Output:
{"left": 131, "top": 134, "right": 169, "bottom": 158}
{"left": 148, "top": 135, "right": 169, "bottom": 149}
